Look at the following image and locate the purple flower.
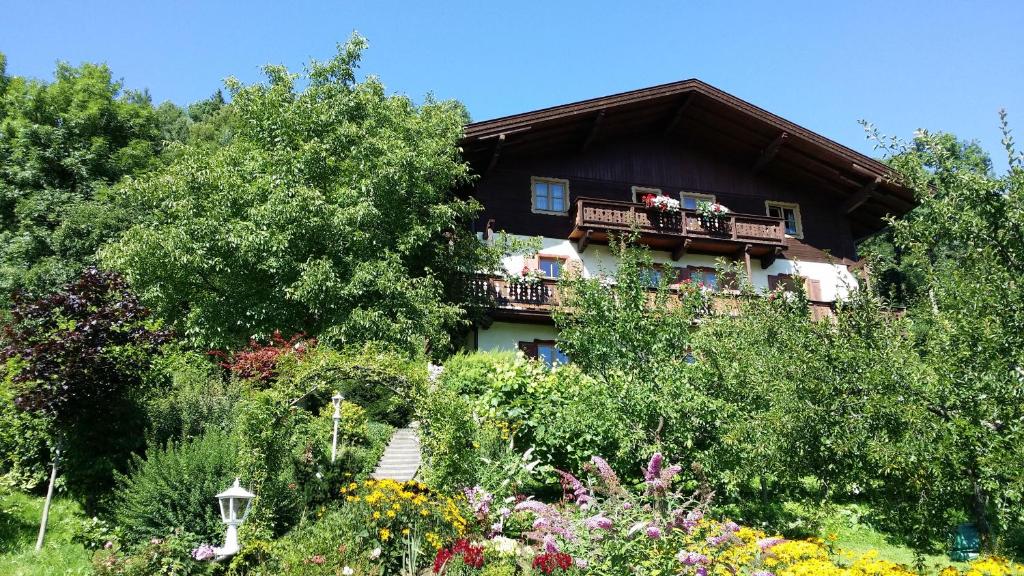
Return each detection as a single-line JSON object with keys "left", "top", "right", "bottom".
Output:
{"left": 584, "top": 514, "right": 613, "bottom": 531}
{"left": 724, "top": 521, "right": 739, "bottom": 533}
{"left": 591, "top": 456, "right": 619, "bottom": 484}
{"left": 758, "top": 537, "right": 785, "bottom": 551}
{"left": 191, "top": 544, "right": 216, "bottom": 561}
{"left": 676, "top": 551, "right": 709, "bottom": 565}
{"left": 645, "top": 453, "right": 664, "bottom": 481}
{"left": 646, "top": 525, "right": 662, "bottom": 539}
{"left": 575, "top": 557, "right": 589, "bottom": 569}
{"left": 752, "top": 572, "right": 775, "bottom": 576}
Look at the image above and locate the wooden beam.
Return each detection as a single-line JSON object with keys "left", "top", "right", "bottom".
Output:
{"left": 752, "top": 132, "right": 788, "bottom": 173}
{"left": 486, "top": 133, "right": 505, "bottom": 173}
{"left": 671, "top": 239, "right": 691, "bottom": 261}
{"left": 663, "top": 94, "right": 694, "bottom": 137}
{"left": 577, "top": 229, "right": 592, "bottom": 253}
{"left": 760, "top": 246, "right": 784, "bottom": 269}
{"left": 580, "top": 109, "right": 606, "bottom": 153}
{"left": 742, "top": 244, "right": 753, "bottom": 278}
{"left": 843, "top": 176, "right": 881, "bottom": 213}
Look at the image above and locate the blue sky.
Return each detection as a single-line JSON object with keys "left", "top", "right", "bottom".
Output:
{"left": 4, "top": 1, "right": 1023, "bottom": 171}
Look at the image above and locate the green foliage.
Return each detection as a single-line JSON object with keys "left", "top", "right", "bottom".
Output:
{"left": 143, "top": 349, "right": 243, "bottom": 447}
{"left": 418, "top": 381, "right": 480, "bottom": 491}
{"left": 242, "top": 508, "right": 383, "bottom": 575}
{"left": 0, "top": 58, "right": 163, "bottom": 307}
{"left": 0, "top": 379, "right": 49, "bottom": 491}
{"left": 289, "top": 344, "right": 427, "bottom": 426}
{"left": 113, "top": 428, "right": 238, "bottom": 544}
{"left": 93, "top": 529, "right": 219, "bottom": 576}
{"left": 103, "top": 35, "right": 503, "bottom": 354}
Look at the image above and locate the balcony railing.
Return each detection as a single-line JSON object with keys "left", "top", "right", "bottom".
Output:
{"left": 569, "top": 198, "right": 786, "bottom": 258}
{"left": 472, "top": 275, "right": 834, "bottom": 321}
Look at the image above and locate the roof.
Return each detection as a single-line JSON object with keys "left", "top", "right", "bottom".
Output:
{"left": 460, "top": 79, "right": 913, "bottom": 239}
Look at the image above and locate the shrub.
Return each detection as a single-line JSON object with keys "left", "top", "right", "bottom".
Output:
{"left": 0, "top": 380, "right": 50, "bottom": 491}
{"left": 418, "top": 382, "right": 480, "bottom": 490}
{"left": 289, "top": 344, "right": 427, "bottom": 426}
{"left": 93, "top": 529, "right": 218, "bottom": 576}
{"left": 113, "top": 429, "right": 237, "bottom": 544}
{"left": 144, "top": 349, "right": 243, "bottom": 447}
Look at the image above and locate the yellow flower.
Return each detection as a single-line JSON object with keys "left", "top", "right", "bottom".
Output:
{"left": 386, "top": 510, "right": 396, "bottom": 518}
{"left": 379, "top": 528, "right": 391, "bottom": 541}
{"left": 372, "top": 511, "right": 381, "bottom": 520}
{"left": 402, "top": 528, "right": 410, "bottom": 536}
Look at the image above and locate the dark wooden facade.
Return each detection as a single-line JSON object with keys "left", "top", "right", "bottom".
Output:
{"left": 460, "top": 79, "right": 914, "bottom": 265}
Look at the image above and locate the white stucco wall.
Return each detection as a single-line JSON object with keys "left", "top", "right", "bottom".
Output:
{"left": 497, "top": 234, "right": 857, "bottom": 302}
{"left": 475, "top": 321, "right": 559, "bottom": 353}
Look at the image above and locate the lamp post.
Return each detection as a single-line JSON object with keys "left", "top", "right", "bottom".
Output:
{"left": 213, "top": 478, "right": 254, "bottom": 559}
{"left": 331, "top": 392, "right": 343, "bottom": 463}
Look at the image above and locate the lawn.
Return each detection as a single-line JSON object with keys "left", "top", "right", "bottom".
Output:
{"left": 0, "top": 490, "right": 93, "bottom": 576}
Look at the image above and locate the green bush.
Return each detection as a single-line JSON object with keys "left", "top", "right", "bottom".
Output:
{"left": 289, "top": 344, "right": 427, "bottom": 426}
{"left": 242, "top": 507, "right": 383, "bottom": 575}
{"left": 144, "top": 350, "right": 243, "bottom": 446}
{"left": 93, "top": 529, "right": 219, "bottom": 576}
{"left": 417, "top": 382, "right": 480, "bottom": 491}
{"left": 0, "top": 379, "right": 51, "bottom": 491}
{"left": 113, "top": 429, "right": 237, "bottom": 544}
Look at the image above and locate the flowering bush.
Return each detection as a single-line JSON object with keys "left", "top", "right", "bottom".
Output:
{"left": 340, "top": 478, "right": 468, "bottom": 569}
{"left": 507, "top": 265, "right": 545, "bottom": 286}
{"left": 642, "top": 194, "right": 681, "bottom": 213}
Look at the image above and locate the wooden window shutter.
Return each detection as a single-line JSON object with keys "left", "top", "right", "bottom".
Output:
{"left": 518, "top": 341, "right": 539, "bottom": 359}
{"left": 804, "top": 278, "right": 822, "bottom": 301}
{"left": 767, "top": 274, "right": 780, "bottom": 290}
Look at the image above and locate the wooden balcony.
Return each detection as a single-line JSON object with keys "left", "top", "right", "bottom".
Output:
{"left": 568, "top": 198, "right": 787, "bottom": 267}
{"left": 472, "top": 275, "right": 834, "bottom": 323}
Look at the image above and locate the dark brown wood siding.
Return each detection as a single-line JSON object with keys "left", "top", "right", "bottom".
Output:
{"left": 472, "top": 133, "right": 858, "bottom": 263}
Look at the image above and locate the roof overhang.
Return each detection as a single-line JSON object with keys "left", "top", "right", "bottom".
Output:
{"left": 460, "top": 79, "right": 914, "bottom": 239}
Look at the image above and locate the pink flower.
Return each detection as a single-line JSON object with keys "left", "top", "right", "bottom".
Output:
{"left": 584, "top": 514, "right": 613, "bottom": 531}
{"left": 646, "top": 525, "right": 662, "bottom": 539}
{"left": 644, "top": 453, "right": 663, "bottom": 481}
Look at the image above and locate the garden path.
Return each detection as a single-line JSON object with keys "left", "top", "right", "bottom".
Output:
{"left": 370, "top": 422, "right": 421, "bottom": 481}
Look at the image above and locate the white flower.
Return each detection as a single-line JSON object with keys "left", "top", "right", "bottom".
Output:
{"left": 342, "top": 567, "right": 354, "bottom": 576}
{"left": 369, "top": 547, "right": 381, "bottom": 559}
{"left": 486, "top": 536, "right": 519, "bottom": 556}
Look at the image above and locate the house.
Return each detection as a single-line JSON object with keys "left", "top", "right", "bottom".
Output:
{"left": 458, "top": 79, "right": 914, "bottom": 364}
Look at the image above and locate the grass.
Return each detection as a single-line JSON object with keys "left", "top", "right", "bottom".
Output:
{"left": 0, "top": 490, "right": 93, "bottom": 575}
{"left": 817, "top": 504, "right": 969, "bottom": 574}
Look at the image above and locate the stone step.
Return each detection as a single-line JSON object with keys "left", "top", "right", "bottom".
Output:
{"left": 369, "top": 425, "right": 422, "bottom": 482}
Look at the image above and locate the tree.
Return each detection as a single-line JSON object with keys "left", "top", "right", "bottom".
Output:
{"left": 1, "top": 268, "right": 170, "bottom": 510}
{"left": 859, "top": 118, "right": 1024, "bottom": 551}
{"left": 103, "top": 35, "right": 502, "bottom": 355}
{"left": 0, "top": 57, "right": 163, "bottom": 310}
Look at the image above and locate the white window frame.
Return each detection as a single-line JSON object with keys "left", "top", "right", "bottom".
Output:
{"left": 765, "top": 200, "right": 804, "bottom": 238}
{"left": 531, "top": 177, "right": 570, "bottom": 215}
{"left": 680, "top": 192, "right": 716, "bottom": 211}
{"left": 631, "top": 186, "right": 662, "bottom": 203}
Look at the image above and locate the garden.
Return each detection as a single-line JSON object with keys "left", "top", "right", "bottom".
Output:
{"left": 1, "top": 35, "right": 1024, "bottom": 575}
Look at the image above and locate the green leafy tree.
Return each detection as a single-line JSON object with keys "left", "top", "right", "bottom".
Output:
{"left": 103, "top": 36, "right": 500, "bottom": 354}
{"left": 0, "top": 57, "right": 162, "bottom": 309}
{"left": 862, "top": 118, "right": 1024, "bottom": 550}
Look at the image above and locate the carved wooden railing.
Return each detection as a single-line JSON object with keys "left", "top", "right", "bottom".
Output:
{"left": 573, "top": 198, "right": 786, "bottom": 246}
{"left": 470, "top": 276, "right": 560, "bottom": 309}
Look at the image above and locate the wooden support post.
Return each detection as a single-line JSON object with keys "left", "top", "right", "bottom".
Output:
{"left": 577, "top": 230, "right": 592, "bottom": 253}
{"left": 752, "top": 132, "right": 788, "bottom": 173}
{"left": 760, "top": 246, "right": 783, "bottom": 269}
{"left": 486, "top": 133, "right": 505, "bottom": 173}
{"left": 671, "top": 239, "right": 691, "bottom": 261}
{"left": 581, "top": 109, "right": 606, "bottom": 152}
{"left": 742, "top": 244, "right": 753, "bottom": 279}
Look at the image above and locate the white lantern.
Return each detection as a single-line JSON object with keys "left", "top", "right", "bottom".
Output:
{"left": 331, "top": 392, "right": 344, "bottom": 463}
{"left": 213, "top": 478, "right": 254, "bottom": 558}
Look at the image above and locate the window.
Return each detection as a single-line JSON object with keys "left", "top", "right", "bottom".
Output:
{"left": 537, "top": 342, "right": 569, "bottom": 367}
{"left": 537, "top": 256, "right": 565, "bottom": 279}
{"left": 532, "top": 177, "right": 569, "bottom": 214}
{"left": 683, "top": 267, "right": 718, "bottom": 289}
{"left": 765, "top": 201, "right": 803, "bottom": 237}
{"left": 680, "top": 192, "right": 716, "bottom": 211}
{"left": 519, "top": 340, "right": 569, "bottom": 366}
{"left": 631, "top": 186, "right": 662, "bottom": 203}
{"left": 642, "top": 267, "right": 664, "bottom": 288}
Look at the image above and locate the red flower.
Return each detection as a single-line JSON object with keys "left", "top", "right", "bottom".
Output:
{"left": 433, "top": 548, "right": 454, "bottom": 573}
{"left": 532, "top": 551, "right": 574, "bottom": 574}
{"left": 643, "top": 193, "right": 656, "bottom": 207}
